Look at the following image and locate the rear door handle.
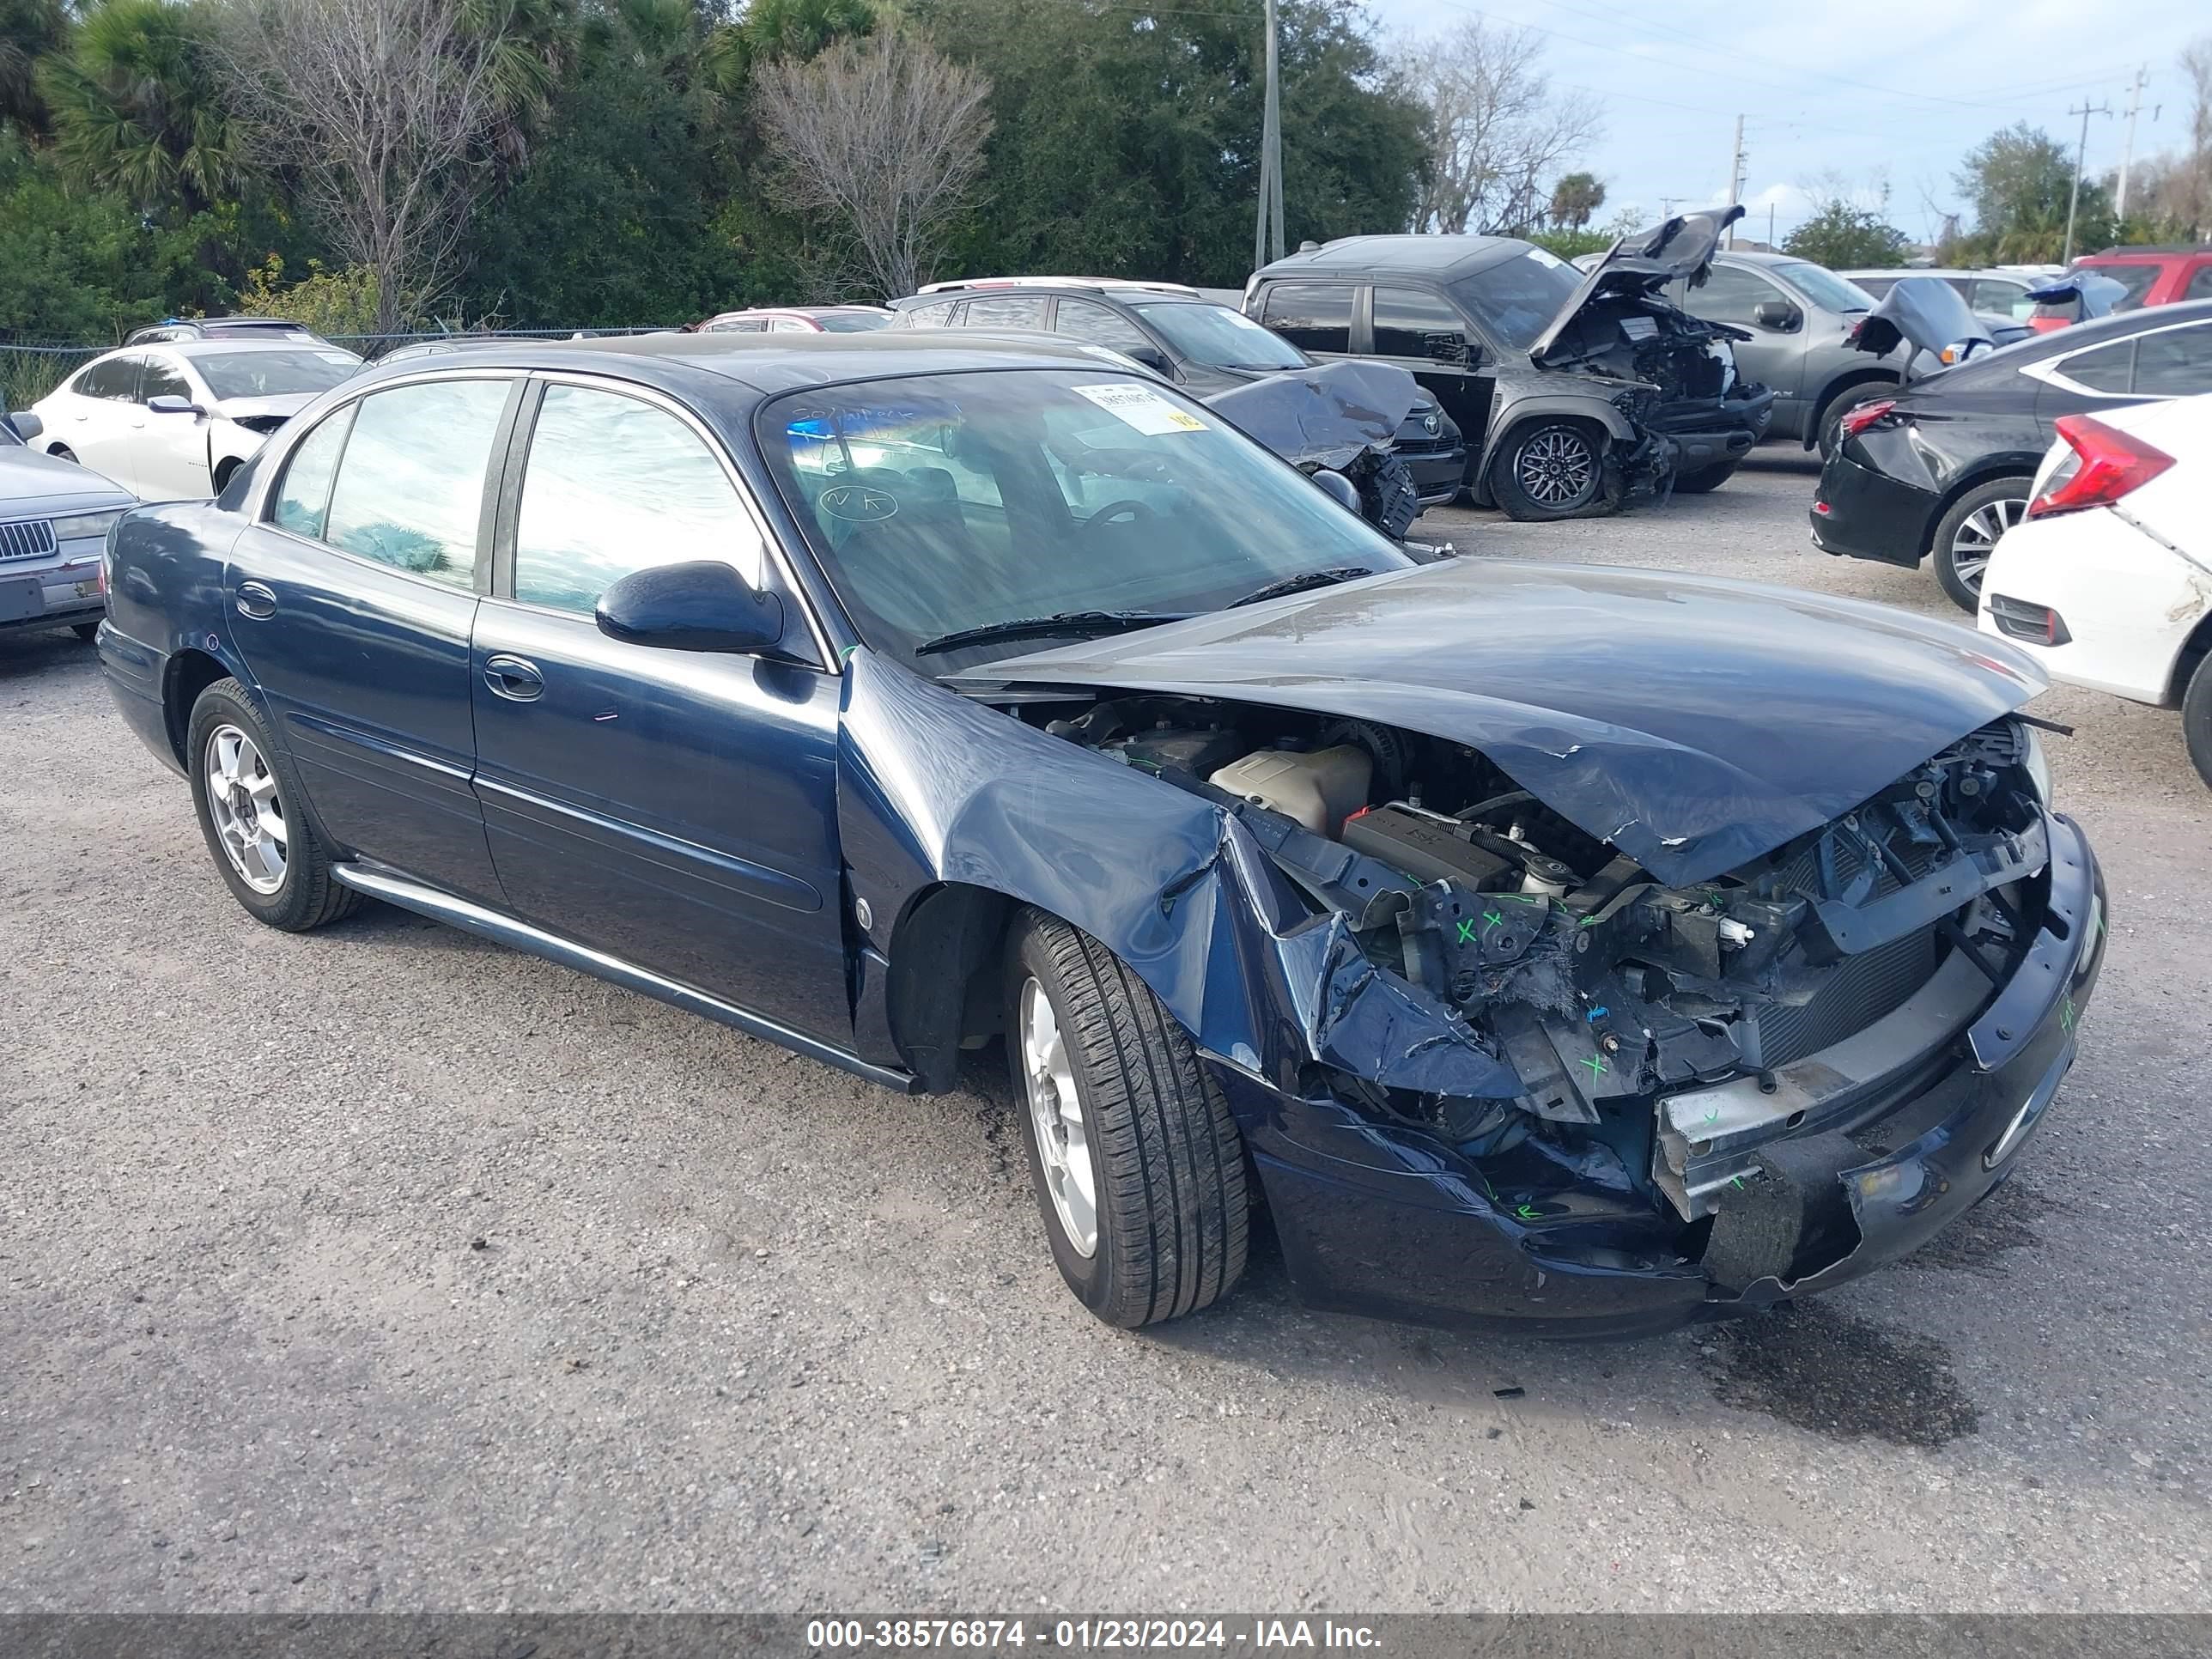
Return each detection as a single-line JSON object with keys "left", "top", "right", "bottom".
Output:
{"left": 483, "top": 653, "right": 544, "bottom": 702}
{"left": 235, "top": 581, "right": 276, "bottom": 620}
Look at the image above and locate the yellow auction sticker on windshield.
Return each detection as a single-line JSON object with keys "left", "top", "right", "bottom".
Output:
{"left": 1072, "top": 382, "right": 1209, "bottom": 434}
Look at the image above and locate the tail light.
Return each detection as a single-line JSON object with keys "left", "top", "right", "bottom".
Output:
{"left": 1839, "top": 398, "right": 1895, "bottom": 441}
{"left": 2027, "top": 414, "right": 2174, "bottom": 519}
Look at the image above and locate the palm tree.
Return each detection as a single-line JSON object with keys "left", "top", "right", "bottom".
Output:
{"left": 1547, "top": 170, "right": 1605, "bottom": 231}
{"left": 38, "top": 0, "right": 236, "bottom": 216}
{"left": 0, "top": 0, "right": 67, "bottom": 137}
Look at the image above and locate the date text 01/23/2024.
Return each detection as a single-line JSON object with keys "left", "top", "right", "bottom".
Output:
{"left": 805, "top": 1619, "right": 1382, "bottom": 1650}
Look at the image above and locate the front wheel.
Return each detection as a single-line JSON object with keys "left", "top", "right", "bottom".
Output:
{"left": 1488, "top": 421, "right": 1607, "bottom": 521}
{"left": 186, "top": 678, "right": 360, "bottom": 931}
{"left": 1670, "top": 460, "right": 1740, "bottom": 495}
{"left": 1006, "top": 908, "right": 1249, "bottom": 1328}
{"left": 1930, "top": 478, "right": 2029, "bottom": 612}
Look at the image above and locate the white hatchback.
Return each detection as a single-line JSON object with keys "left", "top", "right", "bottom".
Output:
{"left": 28, "top": 338, "right": 362, "bottom": 501}
{"left": 1978, "top": 391, "right": 2212, "bottom": 787}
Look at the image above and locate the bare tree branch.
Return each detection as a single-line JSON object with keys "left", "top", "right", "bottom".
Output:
{"left": 213, "top": 0, "right": 512, "bottom": 329}
{"left": 751, "top": 28, "right": 993, "bottom": 301}
{"left": 1391, "top": 21, "right": 1600, "bottom": 236}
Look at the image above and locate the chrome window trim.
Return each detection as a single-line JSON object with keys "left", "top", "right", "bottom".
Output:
{"left": 2021, "top": 316, "right": 2209, "bottom": 400}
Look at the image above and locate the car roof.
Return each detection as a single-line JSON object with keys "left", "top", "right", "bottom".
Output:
{"left": 915, "top": 276, "right": 1201, "bottom": 297}
{"left": 1715, "top": 250, "right": 1817, "bottom": 268}
{"left": 1255, "top": 234, "right": 1531, "bottom": 281}
{"left": 2080, "top": 246, "right": 2212, "bottom": 260}
{"left": 344, "top": 330, "right": 1140, "bottom": 407}
{"left": 143, "top": 337, "right": 360, "bottom": 359}
{"left": 1835, "top": 267, "right": 2025, "bottom": 281}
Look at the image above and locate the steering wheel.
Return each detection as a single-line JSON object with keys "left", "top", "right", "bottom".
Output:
{"left": 1079, "top": 499, "right": 1158, "bottom": 547}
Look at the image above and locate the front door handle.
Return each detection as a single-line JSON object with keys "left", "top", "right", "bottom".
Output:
{"left": 235, "top": 581, "right": 277, "bottom": 620}
{"left": 483, "top": 653, "right": 544, "bottom": 702}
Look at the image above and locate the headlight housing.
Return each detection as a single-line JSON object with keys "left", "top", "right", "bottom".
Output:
{"left": 52, "top": 507, "right": 125, "bottom": 543}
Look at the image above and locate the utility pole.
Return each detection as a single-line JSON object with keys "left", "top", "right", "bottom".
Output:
{"left": 1253, "top": 0, "right": 1285, "bottom": 272}
{"left": 1725, "top": 114, "right": 1747, "bottom": 248}
{"left": 2063, "top": 98, "right": 2112, "bottom": 264}
{"left": 1767, "top": 203, "right": 1776, "bottom": 248}
{"left": 2116, "top": 65, "right": 2154, "bottom": 219}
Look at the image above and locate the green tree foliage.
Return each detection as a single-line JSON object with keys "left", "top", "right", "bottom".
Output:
{"left": 0, "top": 0, "right": 67, "bottom": 135}
{"left": 1953, "top": 120, "right": 2114, "bottom": 258}
{"left": 918, "top": 0, "right": 1422, "bottom": 287}
{"left": 1782, "top": 198, "right": 1908, "bottom": 269}
{"left": 39, "top": 0, "right": 236, "bottom": 216}
{"left": 1547, "top": 170, "right": 1603, "bottom": 230}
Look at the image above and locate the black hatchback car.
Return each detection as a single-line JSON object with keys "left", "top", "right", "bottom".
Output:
{"left": 1812, "top": 297, "right": 2212, "bottom": 610}
{"left": 890, "top": 280, "right": 1467, "bottom": 508}
{"left": 97, "top": 331, "right": 2103, "bottom": 1339}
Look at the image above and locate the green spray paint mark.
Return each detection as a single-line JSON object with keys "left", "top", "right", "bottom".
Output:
{"left": 1730, "top": 1176, "right": 1747, "bottom": 1192}
{"left": 1579, "top": 1053, "right": 1608, "bottom": 1081}
{"left": 2061, "top": 995, "right": 2077, "bottom": 1034}
{"left": 1456, "top": 918, "right": 1478, "bottom": 945}
{"left": 1483, "top": 908, "right": 1506, "bottom": 933}
{"left": 1578, "top": 915, "right": 1602, "bottom": 928}
{"left": 1514, "top": 1204, "right": 1544, "bottom": 1221}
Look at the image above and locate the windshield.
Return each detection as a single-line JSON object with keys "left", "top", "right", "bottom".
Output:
{"left": 1771, "top": 261, "right": 1876, "bottom": 314}
{"left": 1131, "top": 301, "right": 1306, "bottom": 370}
{"left": 757, "top": 368, "right": 1411, "bottom": 668}
{"left": 1449, "top": 248, "right": 1581, "bottom": 351}
{"left": 195, "top": 349, "right": 361, "bottom": 400}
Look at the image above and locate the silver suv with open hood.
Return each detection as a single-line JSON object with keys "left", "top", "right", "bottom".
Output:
{"left": 1245, "top": 207, "right": 1775, "bottom": 520}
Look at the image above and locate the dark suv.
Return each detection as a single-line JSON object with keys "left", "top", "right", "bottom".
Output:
{"left": 1244, "top": 216, "right": 1776, "bottom": 520}
{"left": 890, "top": 280, "right": 1466, "bottom": 507}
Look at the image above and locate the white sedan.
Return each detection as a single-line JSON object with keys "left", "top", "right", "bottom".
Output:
{"left": 28, "top": 338, "right": 362, "bottom": 501}
{"left": 1977, "top": 391, "right": 2212, "bottom": 787}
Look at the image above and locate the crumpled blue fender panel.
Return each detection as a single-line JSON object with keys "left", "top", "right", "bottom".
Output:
{"left": 835, "top": 649, "right": 1511, "bottom": 1097}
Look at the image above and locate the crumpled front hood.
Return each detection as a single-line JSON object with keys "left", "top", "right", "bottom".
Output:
{"left": 1849, "top": 277, "right": 1994, "bottom": 362}
{"left": 1529, "top": 207, "right": 1743, "bottom": 368}
{"left": 1201, "top": 360, "right": 1421, "bottom": 472}
{"left": 955, "top": 559, "right": 2046, "bottom": 885}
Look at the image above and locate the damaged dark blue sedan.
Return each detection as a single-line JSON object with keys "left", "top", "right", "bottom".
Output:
{"left": 98, "top": 332, "right": 2106, "bottom": 1337}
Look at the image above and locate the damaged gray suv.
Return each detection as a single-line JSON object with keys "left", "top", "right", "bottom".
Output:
{"left": 1246, "top": 208, "right": 1776, "bottom": 520}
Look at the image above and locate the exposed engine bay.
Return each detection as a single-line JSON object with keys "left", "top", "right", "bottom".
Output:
{"left": 1033, "top": 693, "right": 2052, "bottom": 1237}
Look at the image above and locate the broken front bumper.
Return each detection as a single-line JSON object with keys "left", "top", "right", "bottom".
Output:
{"left": 1212, "top": 812, "right": 2106, "bottom": 1339}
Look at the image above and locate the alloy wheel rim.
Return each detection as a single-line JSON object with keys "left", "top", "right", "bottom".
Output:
{"left": 1517, "top": 428, "right": 1596, "bottom": 508}
{"left": 1948, "top": 496, "right": 2026, "bottom": 593}
{"left": 204, "top": 723, "right": 289, "bottom": 894}
{"left": 1018, "top": 975, "right": 1097, "bottom": 1257}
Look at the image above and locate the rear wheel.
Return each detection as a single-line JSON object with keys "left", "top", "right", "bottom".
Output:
{"left": 1006, "top": 908, "right": 1249, "bottom": 1328}
{"left": 2183, "top": 654, "right": 2212, "bottom": 792}
{"left": 1489, "top": 420, "right": 1607, "bottom": 521}
{"left": 1671, "top": 460, "right": 1740, "bottom": 495}
{"left": 186, "top": 678, "right": 360, "bottom": 931}
{"left": 1930, "top": 477, "right": 2030, "bottom": 612}
{"left": 50, "top": 444, "right": 76, "bottom": 463}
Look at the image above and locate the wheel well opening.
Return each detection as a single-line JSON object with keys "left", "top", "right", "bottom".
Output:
{"left": 163, "top": 648, "right": 228, "bottom": 766}
{"left": 2174, "top": 611, "right": 2212, "bottom": 705}
{"left": 884, "top": 883, "right": 1015, "bottom": 1094}
{"left": 212, "top": 456, "right": 242, "bottom": 489}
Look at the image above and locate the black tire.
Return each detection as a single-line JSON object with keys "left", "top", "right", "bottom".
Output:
{"left": 1815, "top": 382, "right": 1897, "bottom": 459}
{"left": 49, "top": 444, "right": 76, "bottom": 463}
{"left": 1671, "top": 460, "right": 1740, "bottom": 495}
{"left": 1487, "top": 420, "right": 1607, "bottom": 521}
{"left": 70, "top": 620, "right": 100, "bottom": 641}
{"left": 1929, "top": 477, "right": 2030, "bottom": 613}
{"left": 212, "top": 456, "right": 240, "bottom": 491}
{"left": 185, "top": 677, "right": 361, "bottom": 932}
{"left": 1005, "top": 908, "right": 1249, "bottom": 1328}
{"left": 2184, "top": 654, "right": 2212, "bottom": 792}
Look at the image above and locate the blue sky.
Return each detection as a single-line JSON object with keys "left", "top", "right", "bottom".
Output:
{"left": 1365, "top": 0, "right": 2210, "bottom": 243}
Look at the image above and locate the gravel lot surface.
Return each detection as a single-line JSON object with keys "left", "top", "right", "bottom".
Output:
{"left": 3, "top": 448, "right": 2208, "bottom": 1613}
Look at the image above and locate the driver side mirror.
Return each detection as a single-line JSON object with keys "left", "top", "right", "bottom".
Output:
{"left": 596, "top": 560, "right": 787, "bottom": 655}
{"left": 147, "top": 394, "right": 204, "bottom": 416}
{"left": 1751, "top": 300, "right": 1802, "bottom": 332}
{"left": 8, "top": 411, "right": 42, "bottom": 441}
{"left": 1121, "top": 343, "right": 1174, "bottom": 378}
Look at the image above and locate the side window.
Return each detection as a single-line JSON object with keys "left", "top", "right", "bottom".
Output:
{"left": 140, "top": 357, "right": 191, "bottom": 404}
{"left": 709, "top": 318, "right": 766, "bottom": 333}
{"left": 1372, "top": 286, "right": 1469, "bottom": 359}
{"left": 1258, "top": 283, "right": 1354, "bottom": 353}
{"left": 74, "top": 356, "right": 139, "bottom": 400}
{"left": 900, "top": 301, "right": 962, "bottom": 330}
{"left": 962, "top": 295, "right": 1049, "bottom": 331}
{"left": 1053, "top": 299, "right": 1152, "bottom": 351}
{"left": 1851, "top": 276, "right": 1897, "bottom": 300}
{"left": 270, "top": 404, "right": 356, "bottom": 539}
{"left": 2185, "top": 266, "right": 2212, "bottom": 303}
{"left": 769, "top": 317, "right": 811, "bottom": 333}
{"left": 1968, "top": 278, "right": 2027, "bottom": 314}
{"left": 1680, "top": 265, "right": 1777, "bottom": 325}
{"left": 322, "top": 378, "right": 510, "bottom": 586}
{"left": 2055, "top": 338, "right": 2134, "bottom": 393}
{"left": 513, "top": 384, "right": 763, "bottom": 615}
{"left": 2130, "top": 324, "right": 2212, "bottom": 396}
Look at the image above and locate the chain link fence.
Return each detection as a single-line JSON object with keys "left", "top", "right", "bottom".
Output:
{"left": 3, "top": 326, "right": 677, "bottom": 415}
